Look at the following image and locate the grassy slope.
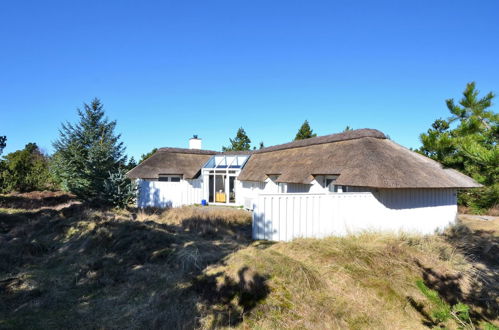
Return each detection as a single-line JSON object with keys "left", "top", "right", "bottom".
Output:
{"left": 0, "top": 194, "right": 498, "bottom": 329}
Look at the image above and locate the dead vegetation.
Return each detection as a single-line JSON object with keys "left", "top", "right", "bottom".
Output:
{"left": 0, "top": 191, "right": 79, "bottom": 211}
{"left": 0, "top": 198, "right": 498, "bottom": 329}
{"left": 459, "top": 205, "right": 499, "bottom": 217}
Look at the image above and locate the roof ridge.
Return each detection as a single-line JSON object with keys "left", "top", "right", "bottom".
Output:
{"left": 254, "top": 128, "right": 386, "bottom": 154}
{"left": 157, "top": 147, "right": 218, "bottom": 155}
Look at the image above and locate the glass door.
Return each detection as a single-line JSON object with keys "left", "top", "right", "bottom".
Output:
{"left": 214, "top": 174, "right": 227, "bottom": 203}
{"left": 205, "top": 171, "right": 238, "bottom": 204}
{"left": 229, "top": 176, "right": 235, "bottom": 203}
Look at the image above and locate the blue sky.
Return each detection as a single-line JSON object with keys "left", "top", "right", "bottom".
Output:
{"left": 1, "top": 0, "right": 498, "bottom": 160}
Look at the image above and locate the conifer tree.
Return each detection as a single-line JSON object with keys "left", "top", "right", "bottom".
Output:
{"left": 52, "top": 98, "right": 127, "bottom": 203}
{"left": 102, "top": 168, "right": 137, "bottom": 208}
{"left": 0, "top": 136, "right": 6, "bottom": 155}
{"left": 419, "top": 82, "right": 498, "bottom": 211}
{"left": 294, "top": 120, "right": 317, "bottom": 140}
{"left": 139, "top": 148, "right": 157, "bottom": 163}
{"left": 223, "top": 128, "right": 252, "bottom": 151}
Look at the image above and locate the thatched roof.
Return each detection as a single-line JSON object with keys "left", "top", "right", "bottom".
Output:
{"left": 238, "top": 129, "right": 481, "bottom": 189}
{"left": 127, "top": 129, "right": 480, "bottom": 189}
{"left": 127, "top": 148, "right": 217, "bottom": 179}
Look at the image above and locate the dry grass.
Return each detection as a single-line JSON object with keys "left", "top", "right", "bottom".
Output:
{"left": 0, "top": 191, "right": 79, "bottom": 211}
{"left": 135, "top": 206, "right": 252, "bottom": 238}
{"left": 0, "top": 204, "right": 254, "bottom": 329}
{"left": 459, "top": 215, "right": 499, "bottom": 235}
{"left": 201, "top": 233, "right": 478, "bottom": 329}
{"left": 1, "top": 200, "right": 498, "bottom": 329}
{"left": 459, "top": 205, "right": 499, "bottom": 216}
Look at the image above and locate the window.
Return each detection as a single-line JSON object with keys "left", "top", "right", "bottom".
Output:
{"left": 323, "top": 176, "right": 336, "bottom": 192}
{"left": 325, "top": 178, "right": 335, "bottom": 187}
{"left": 332, "top": 184, "right": 348, "bottom": 193}
{"left": 158, "top": 175, "right": 181, "bottom": 182}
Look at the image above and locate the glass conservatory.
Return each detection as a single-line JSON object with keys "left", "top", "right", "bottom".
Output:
{"left": 201, "top": 154, "right": 249, "bottom": 204}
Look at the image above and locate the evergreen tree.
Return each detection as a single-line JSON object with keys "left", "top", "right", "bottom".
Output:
{"left": 418, "top": 82, "right": 498, "bottom": 211}
{"left": 139, "top": 148, "right": 157, "bottom": 163}
{"left": 101, "top": 168, "right": 137, "bottom": 208}
{"left": 223, "top": 128, "right": 252, "bottom": 151}
{"left": 0, "top": 143, "right": 55, "bottom": 192}
{"left": 52, "top": 98, "right": 126, "bottom": 203}
{"left": 125, "top": 157, "right": 137, "bottom": 170}
{"left": 294, "top": 120, "right": 317, "bottom": 140}
{"left": 344, "top": 126, "right": 353, "bottom": 132}
{"left": 0, "top": 136, "right": 6, "bottom": 155}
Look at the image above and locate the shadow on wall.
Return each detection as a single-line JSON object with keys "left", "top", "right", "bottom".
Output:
{"left": 139, "top": 182, "right": 172, "bottom": 208}
{"left": 0, "top": 204, "right": 266, "bottom": 328}
{"left": 373, "top": 189, "right": 456, "bottom": 210}
{"left": 252, "top": 210, "right": 277, "bottom": 240}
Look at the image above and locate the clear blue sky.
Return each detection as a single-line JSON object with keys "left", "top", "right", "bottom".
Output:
{"left": 1, "top": 0, "right": 498, "bottom": 160}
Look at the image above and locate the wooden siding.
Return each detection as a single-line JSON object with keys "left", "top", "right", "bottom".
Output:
{"left": 252, "top": 189, "right": 457, "bottom": 241}
{"left": 137, "top": 179, "right": 203, "bottom": 208}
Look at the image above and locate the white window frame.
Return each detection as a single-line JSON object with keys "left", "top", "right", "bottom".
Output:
{"left": 158, "top": 175, "right": 182, "bottom": 182}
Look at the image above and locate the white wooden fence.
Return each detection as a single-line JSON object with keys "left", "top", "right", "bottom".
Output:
{"left": 252, "top": 189, "right": 457, "bottom": 241}
{"left": 137, "top": 179, "right": 203, "bottom": 208}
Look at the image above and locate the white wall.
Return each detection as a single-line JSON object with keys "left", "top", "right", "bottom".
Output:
{"left": 252, "top": 189, "right": 457, "bottom": 241}
{"left": 238, "top": 178, "right": 283, "bottom": 209}
{"left": 237, "top": 178, "right": 372, "bottom": 206}
{"left": 137, "top": 179, "right": 203, "bottom": 208}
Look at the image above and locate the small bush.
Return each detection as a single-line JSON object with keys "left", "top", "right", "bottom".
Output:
{"left": 416, "top": 279, "right": 476, "bottom": 327}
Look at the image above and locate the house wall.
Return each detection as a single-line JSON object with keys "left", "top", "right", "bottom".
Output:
{"left": 252, "top": 188, "right": 457, "bottom": 241}
{"left": 137, "top": 178, "right": 203, "bottom": 208}
{"left": 237, "top": 178, "right": 373, "bottom": 209}
{"left": 237, "top": 179, "right": 275, "bottom": 209}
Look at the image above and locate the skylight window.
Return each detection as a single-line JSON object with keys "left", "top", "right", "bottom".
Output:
{"left": 203, "top": 155, "right": 249, "bottom": 169}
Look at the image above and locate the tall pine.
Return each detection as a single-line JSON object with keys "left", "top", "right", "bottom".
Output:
{"left": 418, "top": 82, "right": 498, "bottom": 211}
{"left": 52, "top": 98, "right": 126, "bottom": 203}
{"left": 223, "top": 127, "right": 252, "bottom": 151}
{"left": 294, "top": 120, "right": 317, "bottom": 140}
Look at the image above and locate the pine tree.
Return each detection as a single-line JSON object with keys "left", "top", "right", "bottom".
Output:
{"left": 0, "top": 136, "right": 6, "bottom": 155}
{"left": 223, "top": 128, "right": 252, "bottom": 151}
{"left": 126, "top": 157, "right": 137, "bottom": 170}
{"left": 419, "top": 82, "right": 498, "bottom": 211}
{"left": 52, "top": 98, "right": 126, "bottom": 203}
{"left": 294, "top": 120, "right": 317, "bottom": 140}
{"left": 139, "top": 148, "right": 157, "bottom": 163}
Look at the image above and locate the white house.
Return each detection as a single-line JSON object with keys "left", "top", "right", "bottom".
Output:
{"left": 127, "top": 129, "right": 480, "bottom": 241}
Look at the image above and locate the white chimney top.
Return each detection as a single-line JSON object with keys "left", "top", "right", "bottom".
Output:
{"left": 189, "top": 135, "right": 202, "bottom": 149}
